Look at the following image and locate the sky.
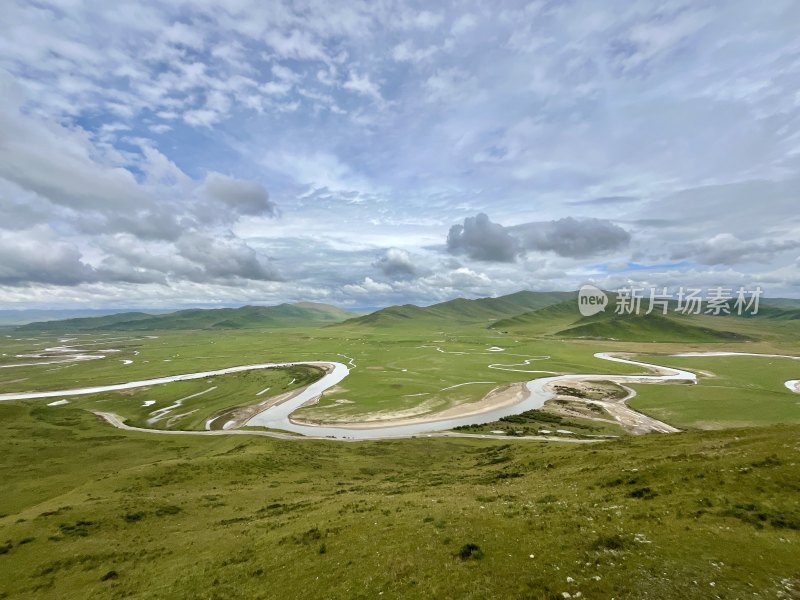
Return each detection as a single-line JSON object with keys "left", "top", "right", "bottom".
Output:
{"left": 1, "top": 0, "right": 800, "bottom": 310}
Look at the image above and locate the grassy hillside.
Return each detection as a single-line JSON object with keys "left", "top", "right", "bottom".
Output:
{"left": 337, "top": 303, "right": 434, "bottom": 327}
{"left": 0, "top": 309, "right": 161, "bottom": 327}
{"left": 430, "top": 291, "right": 574, "bottom": 321}
{"left": 490, "top": 299, "right": 754, "bottom": 343}
{"left": 16, "top": 302, "right": 353, "bottom": 332}
{"left": 490, "top": 300, "right": 580, "bottom": 334}
{"left": 762, "top": 298, "right": 800, "bottom": 311}
{"left": 556, "top": 313, "right": 751, "bottom": 343}
{"left": 0, "top": 403, "right": 798, "bottom": 600}
{"left": 340, "top": 290, "right": 573, "bottom": 327}
{"left": 15, "top": 311, "right": 156, "bottom": 333}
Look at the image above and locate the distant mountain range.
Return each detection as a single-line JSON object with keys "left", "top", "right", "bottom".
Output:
{"left": 488, "top": 295, "right": 800, "bottom": 342}
{"left": 15, "top": 302, "right": 354, "bottom": 333}
{"left": 0, "top": 308, "right": 169, "bottom": 327}
{"left": 337, "top": 291, "right": 574, "bottom": 327}
{"left": 337, "top": 291, "right": 800, "bottom": 343}
{"left": 11, "top": 291, "right": 800, "bottom": 339}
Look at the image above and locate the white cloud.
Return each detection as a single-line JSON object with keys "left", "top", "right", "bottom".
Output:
{"left": 422, "top": 68, "right": 474, "bottom": 103}
{"left": 0, "top": 228, "right": 97, "bottom": 286}
{"left": 264, "top": 29, "right": 329, "bottom": 62}
{"left": 451, "top": 13, "right": 477, "bottom": 35}
{"left": 373, "top": 248, "right": 420, "bottom": 278}
{"left": 342, "top": 71, "right": 383, "bottom": 103}
{"left": 672, "top": 233, "right": 800, "bottom": 266}
{"left": 392, "top": 40, "right": 437, "bottom": 63}
{"left": 342, "top": 276, "right": 393, "bottom": 295}
{"left": 0, "top": 71, "right": 145, "bottom": 211}
{"left": 260, "top": 150, "right": 375, "bottom": 194}
{"left": 202, "top": 172, "right": 277, "bottom": 217}
{"left": 183, "top": 108, "right": 222, "bottom": 127}
{"left": 1, "top": 1, "right": 800, "bottom": 306}
{"left": 407, "top": 10, "right": 444, "bottom": 30}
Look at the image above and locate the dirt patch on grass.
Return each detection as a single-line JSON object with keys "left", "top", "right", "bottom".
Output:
{"left": 291, "top": 383, "right": 528, "bottom": 429}
{"left": 544, "top": 378, "right": 679, "bottom": 435}
{"left": 117, "top": 387, "right": 150, "bottom": 396}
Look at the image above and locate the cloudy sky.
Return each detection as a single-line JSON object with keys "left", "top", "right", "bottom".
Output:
{"left": 1, "top": 0, "right": 799, "bottom": 309}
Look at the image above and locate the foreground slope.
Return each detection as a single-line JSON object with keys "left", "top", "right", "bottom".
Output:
{"left": 0, "top": 402, "right": 797, "bottom": 600}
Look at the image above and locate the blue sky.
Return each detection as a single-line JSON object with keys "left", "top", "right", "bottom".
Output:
{"left": 1, "top": 0, "right": 799, "bottom": 308}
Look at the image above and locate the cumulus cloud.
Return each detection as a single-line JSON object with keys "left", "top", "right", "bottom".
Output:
{"left": 447, "top": 213, "right": 630, "bottom": 262}
{"left": 93, "top": 232, "right": 282, "bottom": 286}
{"left": 0, "top": 66, "right": 286, "bottom": 294}
{"left": 423, "top": 266, "right": 492, "bottom": 290}
{"left": 510, "top": 217, "right": 631, "bottom": 258}
{"left": 341, "top": 277, "right": 393, "bottom": 295}
{"left": 0, "top": 230, "right": 97, "bottom": 286}
{"left": 202, "top": 172, "right": 277, "bottom": 217}
{"left": 175, "top": 233, "right": 281, "bottom": 282}
{"left": 1, "top": 1, "right": 799, "bottom": 306}
{"left": 447, "top": 213, "right": 521, "bottom": 262}
{"left": 372, "top": 248, "right": 419, "bottom": 278}
{"left": 0, "top": 71, "right": 145, "bottom": 213}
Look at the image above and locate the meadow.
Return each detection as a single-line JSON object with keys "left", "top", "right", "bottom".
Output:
{"left": 0, "top": 402, "right": 798, "bottom": 599}
{"left": 628, "top": 353, "right": 800, "bottom": 429}
{"left": 1, "top": 300, "right": 800, "bottom": 598}
{"left": 1, "top": 327, "right": 648, "bottom": 427}
{"left": 2, "top": 306, "right": 799, "bottom": 433}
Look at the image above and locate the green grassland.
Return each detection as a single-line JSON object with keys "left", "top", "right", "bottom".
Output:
{"left": 0, "top": 329, "right": 686, "bottom": 430}
{"left": 0, "top": 327, "right": 650, "bottom": 417}
{"left": 2, "top": 296, "right": 799, "bottom": 430}
{"left": 68, "top": 365, "right": 323, "bottom": 430}
{"left": 555, "top": 313, "right": 752, "bottom": 343}
{"left": 628, "top": 354, "right": 800, "bottom": 429}
{"left": 2, "top": 293, "right": 800, "bottom": 598}
{"left": 0, "top": 403, "right": 798, "bottom": 599}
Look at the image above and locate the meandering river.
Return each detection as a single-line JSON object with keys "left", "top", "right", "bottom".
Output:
{"left": 1, "top": 352, "right": 797, "bottom": 440}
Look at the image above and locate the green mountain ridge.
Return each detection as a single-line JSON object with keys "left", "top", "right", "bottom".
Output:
{"left": 490, "top": 299, "right": 581, "bottom": 332}
{"left": 490, "top": 297, "right": 755, "bottom": 342}
{"left": 338, "top": 290, "right": 574, "bottom": 327}
{"left": 556, "top": 312, "right": 752, "bottom": 342}
{"left": 14, "top": 311, "right": 156, "bottom": 333}
{"left": 12, "top": 291, "right": 798, "bottom": 336}
{"left": 16, "top": 302, "right": 353, "bottom": 333}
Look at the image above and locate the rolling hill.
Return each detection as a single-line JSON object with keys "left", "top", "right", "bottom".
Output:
{"left": 555, "top": 312, "right": 752, "bottom": 342}
{"left": 0, "top": 308, "right": 165, "bottom": 327}
{"left": 338, "top": 290, "right": 573, "bottom": 327}
{"left": 761, "top": 297, "right": 800, "bottom": 311}
{"left": 491, "top": 297, "right": 754, "bottom": 342}
{"left": 15, "top": 302, "right": 353, "bottom": 333}
{"left": 14, "top": 311, "right": 156, "bottom": 333}
{"left": 490, "top": 299, "right": 581, "bottom": 334}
